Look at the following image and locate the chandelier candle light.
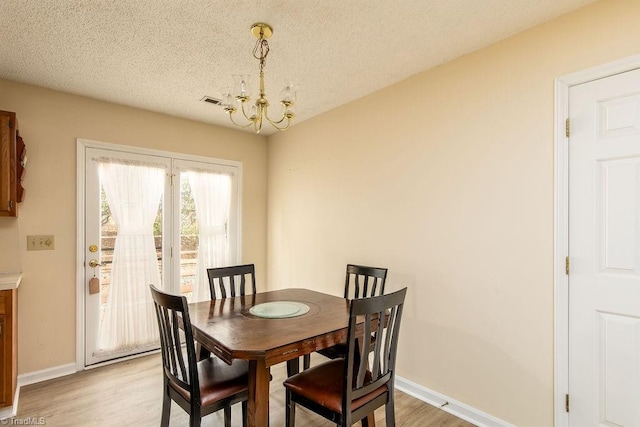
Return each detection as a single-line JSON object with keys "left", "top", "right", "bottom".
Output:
{"left": 221, "top": 23, "right": 296, "bottom": 133}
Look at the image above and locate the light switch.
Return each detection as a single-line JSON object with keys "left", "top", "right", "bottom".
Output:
{"left": 27, "top": 235, "right": 55, "bottom": 251}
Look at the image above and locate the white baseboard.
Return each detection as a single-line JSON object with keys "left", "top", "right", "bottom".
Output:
{"left": 18, "top": 363, "right": 77, "bottom": 387}
{"left": 0, "top": 387, "right": 19, "bottom": 420}
{"left": 395, "top": 375, "right": 514, "bottom": 427}
{"left": 4, "top": 362, "right": 78, "bottom": 418}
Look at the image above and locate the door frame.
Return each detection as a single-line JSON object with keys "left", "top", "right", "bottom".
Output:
{"left": 75, "top": 138, "right": 243, "bottom": 370}
{"left": 554, "top": 54, "right": 640, "bottom": 426}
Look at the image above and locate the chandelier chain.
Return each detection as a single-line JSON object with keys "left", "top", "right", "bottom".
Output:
{"left": 253, "top": 37, "right": 269, "bottom": 75}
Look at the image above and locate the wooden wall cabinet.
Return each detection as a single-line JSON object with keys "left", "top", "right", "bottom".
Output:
{"left": 0, "top": 110, "right": 26, "bottom": 217}
{"left": 0, "top": 288, "right": 17, "bottom": 408}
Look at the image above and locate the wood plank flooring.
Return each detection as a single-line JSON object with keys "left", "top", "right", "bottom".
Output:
{"left": 15, "top": 353, "right": 475, "bottom": 426}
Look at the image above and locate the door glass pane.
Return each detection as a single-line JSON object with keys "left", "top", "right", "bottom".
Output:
{"left": 179, "top": 176, "right": 198, "bottom": 299}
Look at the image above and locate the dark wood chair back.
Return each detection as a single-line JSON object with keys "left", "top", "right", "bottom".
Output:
{"left": 150, "top": 285, "right": 248, "bottom": 427}
{"left": 207, "top": 264, "right": 256, "bottom": 300}
{"left": 150, "top": 284, "right": 200, "bottom": 403}
{"left": 344, "top": 264, "right": 388, "bottom": 299}
{"left": 284, "top": 287, "right": 407, "bottom": 427}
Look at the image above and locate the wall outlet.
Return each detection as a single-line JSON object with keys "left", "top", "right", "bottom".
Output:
{"left": 27, "top": 235, "right": 55, "bottom": 251}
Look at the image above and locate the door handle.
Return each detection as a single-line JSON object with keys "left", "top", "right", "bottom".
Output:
{"left": 88, "top": 259, "right": 104, "bottom": 268}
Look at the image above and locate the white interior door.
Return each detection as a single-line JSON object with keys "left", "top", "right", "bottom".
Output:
{"left": 569, "top": 68, "right": 640, "bottom": 426}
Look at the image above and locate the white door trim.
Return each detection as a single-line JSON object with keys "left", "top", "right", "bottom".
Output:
{"left": 554, "top": 54, "right": 640, "bottom": 426}
{"left": 75, "top": 138, "right": 243, "bottom": 370}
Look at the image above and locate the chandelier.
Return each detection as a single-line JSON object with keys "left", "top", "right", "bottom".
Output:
{"left": 221, "top": 23, "right": 296, "bottom": 133}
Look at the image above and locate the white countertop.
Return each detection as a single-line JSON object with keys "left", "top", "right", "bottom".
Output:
{"left": 0, "top": 273, "right": 21, "bottom": 290}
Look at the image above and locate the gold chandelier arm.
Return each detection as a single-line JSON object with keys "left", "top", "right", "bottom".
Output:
{"left": 228, "top": 112, "right": 256, "bottom": 129}
{"left": 239, "top": 101, "right": 256, "bottom": 122}
{"left": 263, "top": 105, "right": 292, "bottom": 129}
{"left": 265, "top": 115, "right": 291, "bottom": 131}
{"left": 273, "top": 118, "right": 291, "bottom": 131}
{"left": 266, "top": 112, "right": 289, "bottom": 124}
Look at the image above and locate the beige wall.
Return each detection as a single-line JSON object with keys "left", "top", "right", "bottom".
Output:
{"left": 267, "top": 0, "right": 640, "bottom": 425}
{"left": 0, "top": 79, "right": 267, "bottom": 373}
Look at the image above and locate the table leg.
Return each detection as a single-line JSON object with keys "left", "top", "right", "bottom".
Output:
{"left": 286, "top": 358, "right": 300, "bottom": 377}
{"left": 248, "top": 359, "right": 270, "bottom": 427}
{"left": 194, "top": 342, "right": 211, "bottom": 361}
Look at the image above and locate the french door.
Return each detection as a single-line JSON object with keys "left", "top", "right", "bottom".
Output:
{"left": 80, "top": 141, "right": 240, "bottom": 366}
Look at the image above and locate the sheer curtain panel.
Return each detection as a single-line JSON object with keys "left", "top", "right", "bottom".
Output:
{"left": 186, "top": 170, "right": 232, "bottom": 302}
{"left": 97, "top": 160, "right": 165, "bottom": 354}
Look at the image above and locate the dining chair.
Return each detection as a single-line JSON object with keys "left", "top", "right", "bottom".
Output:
{"left": 150, "top": 285, "right": 248, "bottom": 427}
{"left": 283, "top": 287, "right": 407, "bottom": 427}
{"left": 298, "top": 264, "right": 388, "bottom": 372}
{"left": 200, "top": 264, "right": 257, "bottom": 361}
{"left": 206, "top": 264, "right": 256, "bottom": 300}
{"left": 204, "top": 263, "right": 280, "bottom": 382}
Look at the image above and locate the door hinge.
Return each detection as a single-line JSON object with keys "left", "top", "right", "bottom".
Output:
{"left": 8, "top": 200, "right": 13, "bottom": 209}
{"left": 565, "top": 256, "right": 570, "bottom": 275}
{"left": 565, "top": 393, "right": 570, "bottom": 412}
{"left": 565, "top": 118, "right": 570, "bottom": 137}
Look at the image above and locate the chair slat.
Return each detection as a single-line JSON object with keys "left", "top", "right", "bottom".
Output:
{"left": 171, "top": 310, "right": 188, "bottom": 382}
{"left": 371, "top": 310, "right": 385, "bottom": 378}
{"left": 354, "top": 275, "right": 361, "bottom": 299}
{"left": 357, "top": 313, "right": 372, "bottom": 387}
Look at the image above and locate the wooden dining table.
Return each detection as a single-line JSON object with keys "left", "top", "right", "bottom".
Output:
{"left": 188, "top": 288, "right": 357, "bottom": 427}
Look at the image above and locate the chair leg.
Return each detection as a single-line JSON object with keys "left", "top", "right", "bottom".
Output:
{"left": 189, "top": 406, "right": 202, "bottom": 427}
{"left": 285, "top": 390, "right": 295, "bottom": 427}
{"left": 385, "top": 399, "right": 396, "bottom": 427}
{"left": 160, "top": 389, "right": 171, "bottom": 427}
{"left": 242, "top": 401, "right": 248, "bottom": 427}
{"left": 224, "top": 406, "right": 231, "bottom": 427}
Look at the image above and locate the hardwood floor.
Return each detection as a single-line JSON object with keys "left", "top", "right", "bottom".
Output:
{"left": 15, "top": 353, "right": 475, "bottom": 426}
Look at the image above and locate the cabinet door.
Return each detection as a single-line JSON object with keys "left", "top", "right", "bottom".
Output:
{"left": 0, "top": 111, "right": 16, "bottom": 216}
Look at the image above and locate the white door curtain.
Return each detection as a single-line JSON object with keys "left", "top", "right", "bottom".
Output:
{"left": 186, "top": 170, "right": 232, "bottom": 302}
{"left": 97, "top": 159, "right": 165, "bottom": 354}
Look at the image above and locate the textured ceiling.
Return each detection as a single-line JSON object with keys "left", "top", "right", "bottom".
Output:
{"left": 0, "top": 0, "right": 597, "bottom": 135}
